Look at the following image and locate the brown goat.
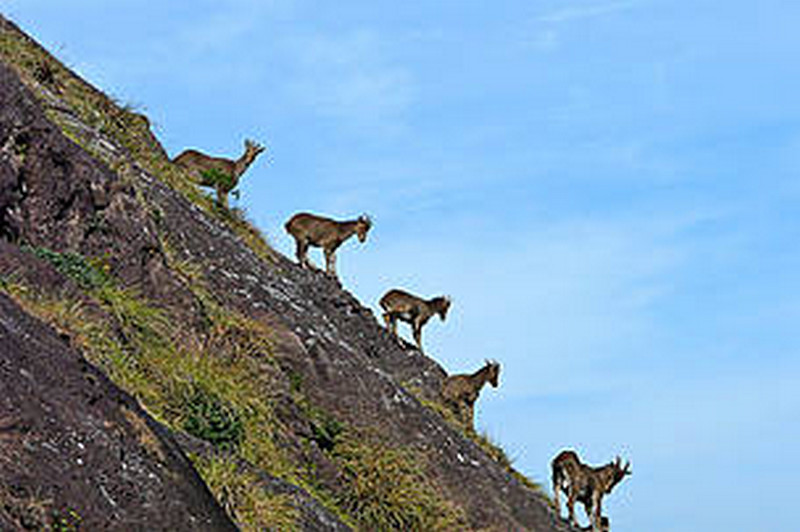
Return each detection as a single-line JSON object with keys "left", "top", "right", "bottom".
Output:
{"left": 173, "top": 139, "right": 265, "bottom": 208}
{"left": 284, "top": 212, "right": 372, "bottom": 277}
{"left": 440, "top": 360, "right": 500, "bottom": 430}
{"left": 551, "top": 450, "right": 630, "bottom": 532}
{"left": 379, "top": 289, "right": 451, "bottom": 351}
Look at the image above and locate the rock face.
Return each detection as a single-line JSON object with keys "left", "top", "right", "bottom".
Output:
{"left": 0, "top": 290, "right": 236, "bottom": 531}
{"left": 0, "top": 14, "right": 578, "bottom": 531}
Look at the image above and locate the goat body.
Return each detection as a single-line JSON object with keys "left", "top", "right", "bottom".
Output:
{"left": 379, "top": 289, "right": 450, "bottom": 351}
{"left": 284, "top": 212, "right": 372, "bottom": 277}
{"left": 173, "top": 139, "right": 265, "bottom": 208}
{"left": 440, "top": 360, "right": 500, "bottom": 429}
{"left": 551, "top": 450, "right": 630, "bottom": 532}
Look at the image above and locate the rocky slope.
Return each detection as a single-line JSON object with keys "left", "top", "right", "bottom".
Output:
{"left": 0, "top": 14, "right": 576, "bottom": 531}
{"left": 0, "top": 282, "right": 236, "bottom": 531}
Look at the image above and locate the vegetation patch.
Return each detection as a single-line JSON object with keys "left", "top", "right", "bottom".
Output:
{"left": 309, "top": 413, "right": 344, "bottom": 452}
{"left": 192, "top": 454, "right": 299, "bottom": 531}
{"left": 22, "top": 245, "right": 110, "bottom": 289}
{"left": 0, "top": 278, "right": 296, "bottom": 503}
{"left": 0, "top": 484, "right": 81, "bottom": 531}
{"left": 331, "top": 433, "right": 467, "bottom": 531}
{"left": 50, "top": 507, "right": 82, "bottom": 532}
{"left": 182, "top": 385, "right": 245, "bottom": 450}
{"left": 201, "top": 168, "right": 236, "bottom": 192}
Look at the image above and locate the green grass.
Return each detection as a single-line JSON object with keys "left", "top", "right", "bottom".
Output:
{"left": 0, "top": 24, "right": 521, "bottom": 527}
{"left": 21, "top": 245, "right": 111, "bottom": 290}
{"left": 192, "top": 454, "right": 299, "bottom": 531}
{"left": 201, "top": 168, "right": 236, "bottom": 191}
{"left": 0, "top": 277, "right": 298, "bottom": 520}
{"left": 182, "top": 385, "right": 245, "bottom": 450}
{"left": 331, "top": 432, "right": 467, "bottom": 531}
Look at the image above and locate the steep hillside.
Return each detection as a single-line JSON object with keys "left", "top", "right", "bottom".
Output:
{"left": 0, "top": 273, "right": 236, "bottom": 531}
{"left": 0, "top": 15, "right": 575, "bottom": 531}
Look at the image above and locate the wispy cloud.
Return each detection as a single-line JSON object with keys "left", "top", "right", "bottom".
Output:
{"left": 523, "top": 0, "right": 644, "bottom": 52}
{"left": 538, "top": 0, "right": 642, "bottom": 24}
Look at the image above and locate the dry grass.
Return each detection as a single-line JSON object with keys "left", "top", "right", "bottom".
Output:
{"left": 0, "top": 278, "right": 298, "bottom": 513}
{"left": 121, "top": 406, "right": 168, "bottom": 463}
{"left": 331, "top": 431, "right": 467, "bottom": 531}
{"left": 191, "top": 454, "right": 299, "bottom": 531}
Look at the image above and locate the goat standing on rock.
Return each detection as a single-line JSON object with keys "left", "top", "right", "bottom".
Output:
{"left": 551, "top": 450, "right": 630, "bottom": 532}
{"left": 441, "top": 360, "right": 500, "bottom": 430}
{"left": 284, "top": 212, "right": 372, "bottom": 278}
{"left": 173, "top": 139, "right": 266, "bottom": 208}
{"left": 379, "top": 289, "right": 451, "bottom": 351}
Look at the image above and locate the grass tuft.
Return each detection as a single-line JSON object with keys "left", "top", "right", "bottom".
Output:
{"left": 192, "top": 454, "right": 299, "bottom": 531}
{"left": 200, "top": 168, "right": 236, "bottom": 192}
{"left": 182, "top": 385, "right": 245, "bottom": 450}
{"left": 21, "top": 245, "right": 110, "bottom": 290}
{"left": 332, "top": 433, "right": 467, "bottom": 531}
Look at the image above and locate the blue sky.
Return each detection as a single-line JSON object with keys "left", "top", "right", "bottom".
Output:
{"left": 5, "top": 1, "right": 800, "bottom": 530}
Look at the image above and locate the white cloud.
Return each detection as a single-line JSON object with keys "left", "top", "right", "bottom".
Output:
{"left": 538, "top": 0, "right": 643, "bottom": 24}
{"left": 523, "top": 0, "right": 645, "bottom": 52}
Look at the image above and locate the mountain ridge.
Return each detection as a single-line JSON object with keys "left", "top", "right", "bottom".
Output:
{"left": 0, "top": 14, "right": 575, "bottom": 531}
